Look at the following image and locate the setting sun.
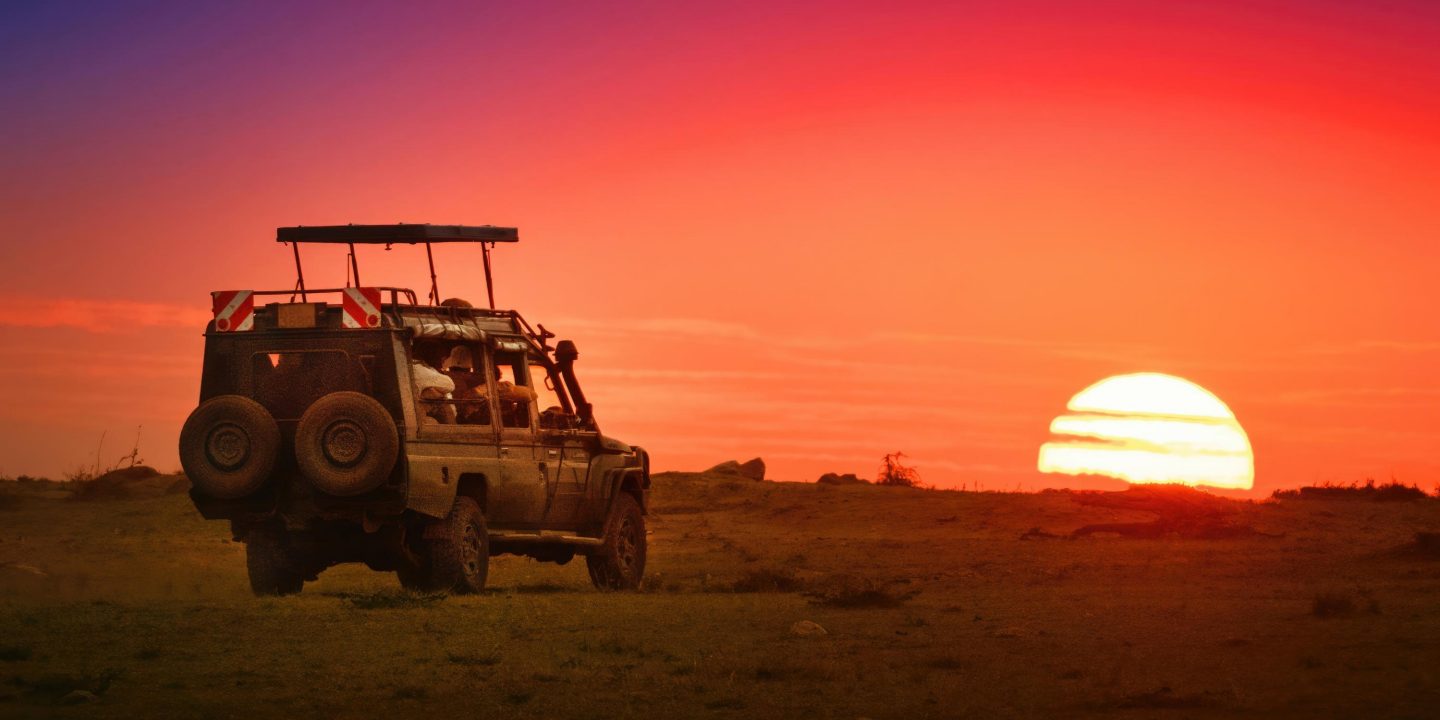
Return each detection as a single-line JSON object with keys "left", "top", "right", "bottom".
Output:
{"left": 1037, "top": 373, "right": 1254, "bottom": 490}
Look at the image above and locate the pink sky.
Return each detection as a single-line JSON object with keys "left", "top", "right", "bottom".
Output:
{"left": 4, "top": 1, "right": 1440, "bottom": 494}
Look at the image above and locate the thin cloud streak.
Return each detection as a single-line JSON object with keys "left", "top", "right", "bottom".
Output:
{"left": 0, "top": 295, "right": 209, "bottom": 333}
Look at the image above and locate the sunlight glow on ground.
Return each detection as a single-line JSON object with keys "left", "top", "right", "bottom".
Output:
{"left": 1037, "top": 373, "right": 1254, "bottom": 490}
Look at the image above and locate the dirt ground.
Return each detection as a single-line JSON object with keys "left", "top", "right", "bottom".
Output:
{"left": 2, "top": 472, "right": 1438, "bottom": 719}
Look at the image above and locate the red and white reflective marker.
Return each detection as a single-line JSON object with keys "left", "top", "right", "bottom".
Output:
{"left": 342, "top": 287, "right": 382, "bottom": 328}
{"left": 211, "top": 290, "right": 254, "bottom": 332}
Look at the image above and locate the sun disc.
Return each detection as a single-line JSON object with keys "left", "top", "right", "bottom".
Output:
{"left": 1037, "top": 373, "right": 1253, "bottom": 490}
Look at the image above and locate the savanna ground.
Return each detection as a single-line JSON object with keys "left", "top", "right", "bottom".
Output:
{"left": 2, "top": 472, "right": 1439, "bottom": 719}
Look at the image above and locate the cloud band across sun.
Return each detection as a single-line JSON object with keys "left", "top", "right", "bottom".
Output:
{"left": 1038, "top": 373, "right": 1254, "bottom": 490}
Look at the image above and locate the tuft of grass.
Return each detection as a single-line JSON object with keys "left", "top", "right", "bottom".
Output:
{"left": 15, "top": 670, "right": 122, "bottom": 702}
{"left": 513, "top": 583, "right": 570, "bottom": 594}
{"left": 639, "top": 573, "right": 684, "bottom": 593}
{"left": 591, "top": 636, "right": 649, "bottom": 658}
{"left": 753, "top": 667, "right": 786, "bottom": 681}
{"left": 336, "top": 590, "right": 446, "bottom": 610}
{"left": 730, "top": 567, "right": 806, "bottom": 593}
{"left": 446, "top": 652, "right": 501, "bottom": 667}
{"left": 1406, "top": 532, "right": 1440, "bottom": 558}
{"left": 1101, "top": 687, "right": 1217, "bottom": 710}
{"left": 805, "top": 575, "right": 917, "bottom": 608}
{"left": 1312, "top": 592, "right": 1357, "bottom": 618}
{"left": 392, "top": 685, "right": 428, "bottom": 700}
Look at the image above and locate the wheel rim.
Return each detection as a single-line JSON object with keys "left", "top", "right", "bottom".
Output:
{"left": 321, "top": 419, "right": 368, "bottom": 468}
{"left": 617, "top": 517, "right": 638, "bottom": 573}
{"left": 206, "top": 422, "right": 250, "bottom": 470}
{"left": 460, "top": 522, "right": 482, "bottom": 578}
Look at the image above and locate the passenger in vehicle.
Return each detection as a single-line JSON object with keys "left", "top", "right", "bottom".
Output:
{"left": 442, "top": 346, "right": 490, "bottom": 425}
{"left": 412, "top": 346, "right": 456, "bottom": 424}
{"left": 495, "top": 365, "right": 536, "bottom": 428}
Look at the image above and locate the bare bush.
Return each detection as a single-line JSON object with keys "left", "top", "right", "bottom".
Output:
{"left": 876, "top": 452, "right": 922, "bottom": 487}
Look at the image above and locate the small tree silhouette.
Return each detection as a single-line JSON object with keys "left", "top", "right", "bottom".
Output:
{"left": 876, "top": 452, "right": 921, "bottom": 487}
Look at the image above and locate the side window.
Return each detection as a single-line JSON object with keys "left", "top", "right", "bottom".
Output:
{"left": 412, "top": 341, "right": 492, "bottom": 427}
{"left": 530, "top": 363, "right": 571, "bottom": 429}
{"left": 442, "top": 343, "right": 491, "bottom": 426}
{"left": 494, "top": 350, "right": 534, "bottom": 429}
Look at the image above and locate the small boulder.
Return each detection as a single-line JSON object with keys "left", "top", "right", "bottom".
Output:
{"left": 789, "top": 620, "right": 828, "bottom": 637}
{"left": 736, "top": 458, "right": 765, "bottom": 481}
{"left": 818, "top": 472, "right": 866, "bottom": 485}
{"left": 61, "top": 690, "right": 98, "bottom": 705}
{"left": 706, "top": 460, "right": 743, "bottom": 475}
{"left": 705, "top": 458, "right": 766, "bottom": 481}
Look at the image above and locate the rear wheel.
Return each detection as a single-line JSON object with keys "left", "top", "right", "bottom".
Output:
{"left": 246, "top": 526, "right": 303, "bottom": 596}
{"left": 587, "top": 493, "right": 646, "bottom": 590}
{"left": 402, "top": 498, "right": 488, "bottom": 594}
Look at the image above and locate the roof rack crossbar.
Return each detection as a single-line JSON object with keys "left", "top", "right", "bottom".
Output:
{"left": 276, "top": 224, "right": 518, "bottom": 244}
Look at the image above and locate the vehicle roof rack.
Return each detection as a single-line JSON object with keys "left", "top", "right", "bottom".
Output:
{"left": 276, "top": 223, "right": 518, "bottom": 309}
{"left": 276, "top": 224, "right": 518, "bottom": 244}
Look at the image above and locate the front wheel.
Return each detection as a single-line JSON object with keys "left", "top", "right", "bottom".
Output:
{"left": 587, "top": 493, "right": 646, "bottom": 590}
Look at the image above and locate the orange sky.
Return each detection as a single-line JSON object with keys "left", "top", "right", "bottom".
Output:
{"left": 3, "top": 1, "right": 1440, "bottom": 495}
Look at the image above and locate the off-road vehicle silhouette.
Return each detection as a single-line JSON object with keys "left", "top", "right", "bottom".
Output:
{"left": 180, "top": 224, "right": 649, "bottom": 595}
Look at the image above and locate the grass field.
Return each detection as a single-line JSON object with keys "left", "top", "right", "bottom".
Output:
{"left": 2, "top": 472, "right": 1439, "bottom": 718}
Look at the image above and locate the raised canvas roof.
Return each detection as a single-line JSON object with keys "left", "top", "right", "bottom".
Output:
{"left": 276, "top": 224, "right": 519, "bottom": 244}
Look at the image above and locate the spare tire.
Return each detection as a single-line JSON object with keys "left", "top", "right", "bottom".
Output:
{"left": 295, "top": 391, "right": 399, "bottom": 497}
{"left": 179, "top": 395, "right": 281, "bottom": 499}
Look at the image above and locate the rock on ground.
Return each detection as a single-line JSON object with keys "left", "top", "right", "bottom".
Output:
{"left": 790, "top": 620, "right": 828, "bottom": 637}
{"left": 705, "top": 458, "right": 766, "bottom": 481}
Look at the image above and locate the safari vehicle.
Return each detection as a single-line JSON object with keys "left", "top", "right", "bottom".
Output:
{"left": 179, "top": 224, "right": 649, "bottom": 595}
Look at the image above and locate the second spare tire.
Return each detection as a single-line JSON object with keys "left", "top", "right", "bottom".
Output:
{"left": 295, "top": 391, "right": 399, "bottom": 496}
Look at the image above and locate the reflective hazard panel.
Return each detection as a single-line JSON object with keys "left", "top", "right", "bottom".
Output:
{"left": 211, "top": 290, "right": 254, "bottom": 332}
{"left": 342, "top": 287, "right": 382, "bottom": 328}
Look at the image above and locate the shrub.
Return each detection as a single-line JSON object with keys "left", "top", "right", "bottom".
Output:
{"left": 1273, "top": 479, "right": 1431, "bottom": 502}
{"left": 876, "top": 452, "right": 922, "bottom": 487}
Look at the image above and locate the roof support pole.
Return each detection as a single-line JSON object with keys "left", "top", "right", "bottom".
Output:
{"left": 482, "top": 242, "right": 496, "bottom": 309}
{"left": 347, "top": 242, "right": 361, "bottom": 287}
{"left": 291, "top": 242, "right": 307, "bottom": 301}
{"left": 424, "top": 241, "right": 440, "bottom": 305}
